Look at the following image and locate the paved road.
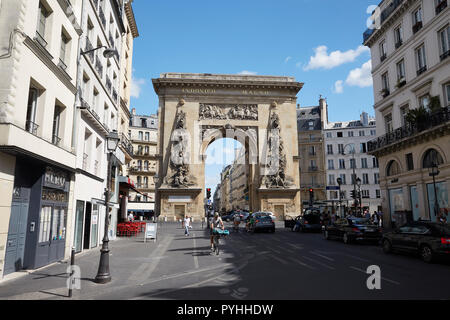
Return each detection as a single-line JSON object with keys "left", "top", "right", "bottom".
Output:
{"left": 0, "top": 222, "right": 449, "bottom": 300}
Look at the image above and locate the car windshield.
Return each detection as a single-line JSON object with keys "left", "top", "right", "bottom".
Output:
{"left": 349, "top": 218, "right": 371, "bottom": 225}
{"left": 304, "top": 214, "right": 320, "bottom": 223}
{"left": 258, "top": 216, "right": 272, "bottom": 221}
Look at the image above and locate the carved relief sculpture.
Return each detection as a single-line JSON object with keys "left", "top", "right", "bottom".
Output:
{"left": 199, "top": 103, "right": 258, "bottom": 120}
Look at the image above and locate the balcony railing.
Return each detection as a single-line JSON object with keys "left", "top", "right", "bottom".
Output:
{"left": 26, "top": 120, "right": 39, "bottom": 135}
{"left": 417, "top": 66, "right": 427, "bottom": 76}
{"left": 440, "top": 49, "right": 450, "bottom": 61}
{"left": 381, "top": 88, "right": 390, "bottom": 98}
{"left": 380, "top": 54, "right": 387, "bottom": 62}
{"left": 368, "top": 107, "right": 450, "bottom": 153}
{"left": 436, "top": 0, "right": 448, "bottom": 15}
{"left": 52, "top": 134, "right": 61, "bottom": 146}
{"left": 120, "top": 133, "right": 133, "bottom": 156}
{"left": 363, "top": 0, "right": 405, "bottom": 43}
{"left": 412, "top": 21, "right": 423, "bottom": 34}
{"left": 395, "top": 40, "right": 403, "bottom": 49}
{"left": 84, "top": 37, "right": 95, "bottom": 63}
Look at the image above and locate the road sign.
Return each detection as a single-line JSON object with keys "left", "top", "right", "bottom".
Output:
{"left": 144, "top": 223, "right": 157, "bottom": 243}
{"left": 207, "top": 199, "right": 212, "bottom": 205}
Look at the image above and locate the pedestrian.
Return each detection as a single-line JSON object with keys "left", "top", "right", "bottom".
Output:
{"left": 210, "top": 212, "right": 224, "bottom": 251}
{"left": 372, "top": 211, "right": 379, "bottom": 225}
{"left": 378, "top": 211, "right": 383, "bottom": 228}
{"left": 233, "top": 213, "right": 241, "bottom": 232}
{"left": 128, "top": 212, "right": 134, "bottom": 222}
{"left": 184, "top": 215, "right": 190, "bottom": 236}
{"left": 364, "top": 210, "right": 371, "bottom": 220}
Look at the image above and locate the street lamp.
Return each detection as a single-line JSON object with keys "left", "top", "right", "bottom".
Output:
{"left": 428, "top": 162, "right": 440, "bottom": 220}
{"left": 81, "top": 45, "right": 119, "bottom": 59}
{"left": 94, "top": 130, "right": 119, "bottom": 284}
{"left": 337, "top": 177, "right": 343, "bottom": 217}
{"left": 342, "top": 144, "right": 359, "bottom": 216}
{"left": 356, "top": 177, "right": 362, "bottom": 215}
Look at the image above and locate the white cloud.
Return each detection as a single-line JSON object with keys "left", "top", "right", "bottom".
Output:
{"left": 345, "top": 60, "right": 373, "bottom": 88}
{"left": 284, "top": 56, "right": 292, "bottom": 63}
{"left": 304, "top": 45, "right": 370, "bottom": 71}
{"left": 238, "top": 70, "right": 258, "bottom": 75}
{"left": 333, "top": 80, "right": 344, "bottom": 94}
{"left": 130, "top": 77, "right": 146, "bottom": 98}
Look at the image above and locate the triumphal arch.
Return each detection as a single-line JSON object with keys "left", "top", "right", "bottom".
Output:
{"left": 152, "top": 73, "right": 304, "bottom": 221}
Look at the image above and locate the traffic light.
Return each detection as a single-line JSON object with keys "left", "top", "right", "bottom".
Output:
{"left": 206, "top": 188, "right": 211, "bottom": 199}
{"left": 309, "top": 188, "right": 314, "bottom": 205}
{"left": 350, "top": 190, "right": 356, "bottom": 199}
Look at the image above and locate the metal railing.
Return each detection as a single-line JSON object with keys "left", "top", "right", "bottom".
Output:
{"left": 368, "top": 107, "right": 450, "bottom": 153}
{"left": 436, "top": 0, "right": 448, "bottom": 15}
{"left": 26, "top": 120, "right": 39, "bottom": 135}
{"left": 416, "top": 65, "right": 427, "bottom": 76}
{"left": 120, "top": 133, "right": 133, "bottom": 156}
{"left": 112, "top": 88, "right": 118, "bottom": 103}
{"left": 82, "top": 153, "right": 89, "bottom": 171}
{"left": 412, "top": 21, "right": 423, "bottom": 34}
{"left": 308, "top": 166, "right": 319, "bottom": 172}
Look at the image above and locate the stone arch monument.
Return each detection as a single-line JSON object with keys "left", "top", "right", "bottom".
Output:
{"left": 152, "top": 73, "right": 303, "bottom": 221}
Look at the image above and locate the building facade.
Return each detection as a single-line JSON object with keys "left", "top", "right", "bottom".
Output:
{"left": 0, "top": 0, "right": 82, "bottom": 278}
{"left": 229, "top": 148, "right": 249, "bottom": 211}
{"left": 364, "top": 0, "right": 450, "bottom": 225}
{"left": 297, "top": 98, "right": 327, "bottom": 209}
{"left": 127, "top": 109, "right": 158, "bottom": 218}
{"left": 324, "top": 112, "right": 382, "bottom": 215}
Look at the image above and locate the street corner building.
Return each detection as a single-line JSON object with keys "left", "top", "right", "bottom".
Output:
{"left": 0, "top": 0, "right": 139, "bottom": 279}
{"left": 363, "top": 0, "right": 450, "bottom": 226}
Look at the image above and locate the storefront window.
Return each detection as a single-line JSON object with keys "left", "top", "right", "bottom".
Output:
{"left": 389, "top": 188, "right": 404, "bottom": 222}
{"left": 410, "top": 186, "right": 420, "bottom": 221}
{"left": 39, "top": 206, "right": 52, "bottom": 243}
{"left": 427, "top": 181, "right": 449, "bottom": 222}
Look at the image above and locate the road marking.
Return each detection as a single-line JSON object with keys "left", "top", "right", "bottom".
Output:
{"left": 192, "top": 233, "right": 199, "bottom": 269}
{"left": 269, "top": 254, "right": 289, "bottom": 265}
{"left": 342, "top": 253, "right": 371, "bottom": 262}
{"left": 349, "top": 266, "right": 400, "bottom": 285}
{"left": 310, "top": 251, "right": 335, "bottom": 262}
{"left": 128, "top": 235, "right": 174, "bottom": 282}
{"left": 302, "top": 256, "right": 335, "bottom": 270}
{"left": 288, "top": 257, "right": 316, "bottom": 270}
{"left": 268, "top": 247, "right": 282, "bottom": 254}
{"left": 276, "top": 245, "right": 294, "bottom": 254}
{"left": 287, "top": 243, "right": 304, "bottom": 250}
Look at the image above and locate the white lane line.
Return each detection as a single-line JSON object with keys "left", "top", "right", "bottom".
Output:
{"left": 343, "top": 254, "right": 371, "bottom": 263}
{"left": 269, "top": 254, "right": 289, "bottom": 265}
{"left": 302, "top": 256, "right": 335, "bottom": 270}
{"left": 310, "top": 251, "right": 335, "bottom": 262}
{"left": 193, "top": 233, "right": 199, "bottom": 269}
{"left": 287, "top": 257, "right": 316, "bottom": 270}
{"left": 349, "top": 266, "right": 400, "bottom": 285}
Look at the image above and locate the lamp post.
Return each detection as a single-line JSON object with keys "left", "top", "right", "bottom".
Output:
{"left": 94, "top": 130, "right": 119, "bottom": 284}
{"left": 81, "top": 46, "right": 119, "bottom": 59}
{"left": 356, "top": 177, "right": 362, "bottom": 215}
{"left": 428, "top": 162, "right": 440, "bottom": 220}
{"left": 343, "top": 144, "right": 358, "bottom": 216}
{"left": 152, "top": 174, "right": 159, "bottom": 222}
{"left": 337, "top": 177, "right": 343, "bottom": 217}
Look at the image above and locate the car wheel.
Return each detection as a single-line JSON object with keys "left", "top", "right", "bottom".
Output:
{"left": 382, "top": 239, "right": 392, "bottom": 254}
{"left": 324, "top": 230, "right": 330, "bottom": 240}
{"left": 420, "top": 245, "right": 434, "bottom": 263}
{"left": 343, "top": 233, "right": 351, "bottom": 244}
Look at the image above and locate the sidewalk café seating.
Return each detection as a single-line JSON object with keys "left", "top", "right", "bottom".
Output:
{"left": 117, "top": 221, "right": 146, "bottom": 237}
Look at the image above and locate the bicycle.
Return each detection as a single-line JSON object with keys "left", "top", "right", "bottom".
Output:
{"left": 211, "top": 228, "right": 229, "bottom": 255}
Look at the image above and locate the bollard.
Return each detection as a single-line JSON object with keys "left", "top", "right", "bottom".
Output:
{"left": 68, "top": 247, "right": 75, "bottom": 298}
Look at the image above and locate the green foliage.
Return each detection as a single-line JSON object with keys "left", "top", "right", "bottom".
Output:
{"left": 405, "top": 106, "right": 428, "bottom": 125}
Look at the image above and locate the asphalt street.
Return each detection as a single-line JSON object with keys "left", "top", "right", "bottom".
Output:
{"left": 0, "top": 221, "right": 449, "bottom": 300}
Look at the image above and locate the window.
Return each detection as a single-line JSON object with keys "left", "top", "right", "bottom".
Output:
{"left": 419, "top": 94, "right": 431, "bottom": 110}
{"left": 36, "top": 2, "right": 49, "bottom": 47}
{"left": 436, "top": 0, "right": 448, "bottom": 15}
{"left": 361, "top": 158, "right": 368, "bottom": 169}
{"left": 138, "top": 131, "right": 143, "bottom": 140}
{"left": 330, "top": 191, "right": 338, "bottom": 200}
{"left": 360, "top": 142, "right": 367, "bottom": 153}
{"left": 52, "top": 105, "right": 63, "bottom": 146}
{"left": 370, "top": 129, "right": 376, "bottom": 136}
{"left": 327, "top": 145, "right": 333, "bottom": 155}
{"left": 379, "top": 40, "right": 387, "bottom": 61}
{"left": 26, "top": 87, "right": 39, "bottom": 135}
{"left": 348, "top": 131, "right": 354, "bottom": 137}
{"left": 416, "top": 44, "right": 427, "bottom": 75}
{"left": 422, "top": 149, "right": 444, "bottom": 168}
{"left": 384, "top": 113, "right": 393, "bottom": 133}
{"left": 328, "top": 159, "right": 335, "bottom": 170}
{"left": 394, "top": 25, "right": 403, "bottom": 48}
{"left": 326, "top": 132, "right": 332, "bottom": 138}
{"left": 376, "top": 190, "right": 381, "bottom": 198}
{"left": 350, "top": 158, "right": 356, "bottom": 169}
{"left": 406, "top": 153, "right": 414, "bottom": 171}
{"left": 387, "top": 160, "right": 401, "bottom": 176}
{"left": 338, "top": 144, "right": 344, "bottom": 155}
{"left": 400, "top": 105, "right": 409, "bottom": 126}
{"left": 445, "top": 83, "right": 450, "bottom": 106}
{"left": 412, "top": 7, "right": 423, "bottom": 33}
{"left": 329, "top": 174, "right": 335, "bottom": 186}
{"left": 309, "top": 146, "right": 316, "bottom": 156}
{"left": 363, "top": 173, "right": 369, "bottom": 185}
{"left": 438, "top": 25, "right": 450, "bottom": 60}
{"left": 396, "top": 59, "right": 405, "bottom": 82}
{"left": 361, "top": 190, "right": 370, "bottom": 198}
{"left": 373, "top": 157, "right": 379, "bottom": 168}
{"left": 310, "top": 160, "right": 317, "bottom": 170}
{"left": 59, "top": 32, "right": 69, "bottom": 70}
{"left": 39, "top": 206, "right": 52, "bottom": 243}
{"left": 374, "top": 173, "right": 380, "bottom": 184}
{"left": 339, "top": 159, "right": 346, "bottom": 169}
{"left": 359, "top": 130, "right": 365, "bottom": 137}
{"left": 144, "top": 146, "right": 149, "bottom": 154}
{"left": 339, "top": 174, "right": 346, "bottom": 185}
{"left": 381, "top": 72, "right": 390, "bottom": 95}
{"left": 337, "top": 132, "right": 343, "bottom": 138}
{"left": 145, "top": 132, "right": 149, "bottom": 141}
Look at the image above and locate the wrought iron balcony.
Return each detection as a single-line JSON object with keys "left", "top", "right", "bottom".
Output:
{"left": 395, "top": 40, "right": 403, "bottom": 49}
{"left": 26, "top": 120, "right": 39, "bottom": 135}
{"left": 417, "top": 66, "right": 427, "bottom": 76}
{"left": 380, "top": 88, "right": 390, "bottom": 98}
{"left": 436, "top": 0, "right": 448, "bottom": 15}
{"left": 440, "top": 50, "right": 450, "bottom": 61}
{"left": 412, "top": 21, "right": 423, "bottom": 34}
{"left": 380, "top": 54, "right": 387, "bottom": 62}
{"left": 368, "top": 107, "right": 450, "bottom": 153}
{"left": 52, "top": 134, "right": 61, "bottom": 146}
{"left": 120, "top": 133, "right": 133, "bottom": 156}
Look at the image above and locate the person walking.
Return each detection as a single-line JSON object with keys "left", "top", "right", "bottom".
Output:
{"left": 184, "top": 215, "right": 191, "bottom": 236}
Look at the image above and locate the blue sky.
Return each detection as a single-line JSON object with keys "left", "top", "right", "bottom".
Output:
{"left": 128, "top": 0, "right": 378, "bottom": 196}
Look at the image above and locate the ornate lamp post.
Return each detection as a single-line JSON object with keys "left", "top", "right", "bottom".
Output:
{"left": 81, "top": 46, "right": 118, "bottom": 59}
{"left": 428, "top": 162, "right": 440, "bottom": 220}
{"left": 356, "top": 177, "right": 362, "bottom": 215}
{"left": 94, "top": 130, "right": 119, "bottom": 284}
{"left": 337, "top": 177, "right": 343, "bottom": 217}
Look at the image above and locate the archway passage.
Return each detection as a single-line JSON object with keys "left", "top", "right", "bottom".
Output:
{"left": 152, "top": 73, "right": 303, "bottom": 221}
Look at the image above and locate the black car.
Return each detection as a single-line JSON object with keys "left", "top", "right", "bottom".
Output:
{"left": 381, "top": 221, "right": 450, "bottom": 263}
{"left": 293, "top": 214, "right": 322, "bottom": 233}
{"left": 324, "top": 217, "right": 382, "bottom": 244}
{"left": 284, "top": 215, "right": 301, "bottom": 229}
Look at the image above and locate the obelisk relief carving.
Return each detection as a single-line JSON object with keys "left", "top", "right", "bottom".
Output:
{"left": 166, "top": 110, "right": 196, "bottom": 187}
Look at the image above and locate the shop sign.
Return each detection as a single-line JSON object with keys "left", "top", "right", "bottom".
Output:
{"left": 44, "top": 167, "right": 67, "bottom": 189}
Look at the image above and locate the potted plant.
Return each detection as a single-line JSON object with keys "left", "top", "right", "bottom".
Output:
{"left": 380, "top": 88, "right": 390, "bottom": 98}
{"left": 405, "top": 106, "right": 428, "bottom": 131}
{"left": 396, "top": 78, "right": 406, "bottom": 89}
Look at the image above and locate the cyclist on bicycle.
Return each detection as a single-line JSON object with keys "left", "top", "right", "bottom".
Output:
{"left": 210, "top": 212, "right": 224, "bottom": 251}
{"left": 233, "top": 213, "right": 241, "bottom": 232}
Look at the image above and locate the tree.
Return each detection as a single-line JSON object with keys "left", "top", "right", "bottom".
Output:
{"left": 405, "top": 106, "right": 428, "bottom": 129}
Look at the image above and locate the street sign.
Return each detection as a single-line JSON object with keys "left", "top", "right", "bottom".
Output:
{"left": 326, "top": 186, "right": 340, "bottom": 190}
{"left": 144, "top": 223, "right": 157, "bottom": 243}
{"left": 207, "top": 199, "right": 212, "bottom": 205}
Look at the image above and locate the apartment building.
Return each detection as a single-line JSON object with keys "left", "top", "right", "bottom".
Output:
{"left": 229, "top": 148, "right": 249, "bottom": 211}
{"left": 127, "top": 109, "right": 158, "bottom": 217}
{"left": 219, "top": 165, "right": 232, "bottom": 214}
{"left": 324, "top": 112, "right": 382, "bottom": 214}
{"left": 364, "top": 0, "right": 450, "bottom": 225}
{"left": 0, "top": 0, "right": 82, "bottom": 278}
{"left": 297, "top": 98, "right": 327, "bottom": 209}
{"left": 72, "top": 0, "right": 127, "bottom": 254}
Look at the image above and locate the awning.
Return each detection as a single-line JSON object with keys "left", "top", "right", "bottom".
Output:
{"left": 118, "top": 176, "right": 142, "bottom": 194}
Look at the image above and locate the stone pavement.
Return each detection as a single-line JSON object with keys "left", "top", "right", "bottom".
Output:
{"left": 0, "top": 222, "right": 207, "bottom": 300}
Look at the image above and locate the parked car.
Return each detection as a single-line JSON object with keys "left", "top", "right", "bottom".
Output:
{"left": 381, "top": 221, "right": 450, "bottom": 263}
{"left": 239, "top": 211, "right": 250, "bottom": 221}
{"left": 324, "top": 217, "right": 382, "bottom": 244}
{"left": 293, "top": 214, "right": 322, "bottom": 233}
{"left": 284, "top": 215, "right": 301, "bottom": 229}
{"left": 222, "top": 212, "right": 237, "bottom": 222}
{"left": 248, "top": 215, "right": 275, "bottom": 233}
{"left": 254, "top": 211, "right": 276, "bottom": 221}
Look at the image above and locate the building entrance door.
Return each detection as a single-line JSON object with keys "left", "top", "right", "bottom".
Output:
{"left": 175, "top": 205, "right": 185, "bottom": 221}
{"left": 274, "top": 205, "right": 285, "bottom": 221}
{"left": 83, "top": 202, "right": 92, "bottom": 250}
{"left": 74, "top": 201, "right": 84, "bottom": 253}
{"left": 4, "top": 188, "right": 30, "bottom": 275}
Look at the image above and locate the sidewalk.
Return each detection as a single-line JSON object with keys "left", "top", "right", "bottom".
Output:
{"left": 0, "top": 222, "right": 194, "bottom": 300}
